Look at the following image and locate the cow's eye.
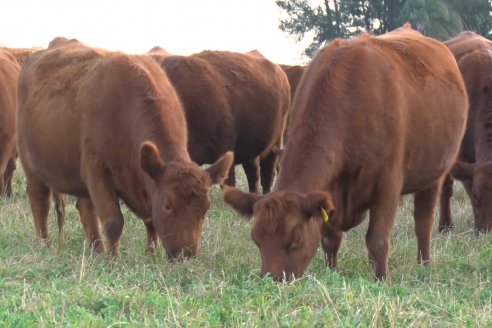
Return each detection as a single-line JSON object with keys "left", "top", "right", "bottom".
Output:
{"left": 288, "top": 241, "right": 301, "bottom": 251}
{"left": 287, "top": 229, "right": 303, "bottom": 251}
{"left": 163, "top": 203, "right": 173, "bottom": 214}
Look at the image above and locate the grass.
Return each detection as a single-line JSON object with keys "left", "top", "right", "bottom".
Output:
{"left": 1, "top": 167, "right": 492, "bottom": 327}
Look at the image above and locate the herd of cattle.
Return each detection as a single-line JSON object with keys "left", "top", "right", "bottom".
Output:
{"left": 1, "top": 24, "right": 491, "bottom": 281}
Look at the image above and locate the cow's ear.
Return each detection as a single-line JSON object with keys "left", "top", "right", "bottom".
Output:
{"left": 206, "top": 151, "right": 234, "bottom": 185}
{"left": 302, "top": 191, "right": 335, "bottom": 223}
{"left": 451, "top": 161, "right": 475, "bottom": 181}
{"left": 223, "top": 185, "right": 262, "bottom": 218}
{"left": 140, "top": 141, "right": 164, "bottom": 181}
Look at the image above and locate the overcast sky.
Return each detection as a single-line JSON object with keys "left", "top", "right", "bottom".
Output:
{"left": 1, "top": 0, "right": 310, "bottom": 64}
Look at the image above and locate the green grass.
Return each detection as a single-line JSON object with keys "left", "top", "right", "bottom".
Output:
{"left": 1, "top": 167, "right": 492, "bottom": 327}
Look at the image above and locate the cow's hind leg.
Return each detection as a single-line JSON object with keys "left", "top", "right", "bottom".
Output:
{"left": 321, "top": 224, "right": 343, "bottom": 270}
{"left": 26, "top": 175, "right": 51, "bottom": 243}
{"left": 53, "top": 192, "right": 66, "bottom": 245}
{"left": 460, "top": 179, "right": 480, "bottom": 235}
{"left": 438, "top": 174, "right": 454, "bottom": 233}
{"left": 259, "top": 150, "right": 278, "bottom": 194}
{"left": 414, "top": 180, "right": 441, "bottom": 265}
{"left": 76, "top": 197, "right": 104, "bottom": 252}
{"left": 3, "top": 158, "right": 16, "bottom": 197}
{"left": 243, "top": 159, "right": 259, "bottom": 193}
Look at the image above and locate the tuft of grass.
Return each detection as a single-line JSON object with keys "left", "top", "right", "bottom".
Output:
{"left": 1, "top": 167, "right": 492, "bottom": 327}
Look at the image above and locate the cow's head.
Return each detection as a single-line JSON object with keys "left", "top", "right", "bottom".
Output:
{"left": 223, "top": 186, "right": 334, "bottom": 281}
{"left": 452, "top": 161, "right": 492, "bottom": 233}
{"left": 140, "top": 141, "right": 233, "bottom": 259}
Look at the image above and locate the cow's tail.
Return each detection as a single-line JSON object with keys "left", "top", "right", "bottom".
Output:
{"left": 52, "top": 192, "right": 66, "bottom": 247}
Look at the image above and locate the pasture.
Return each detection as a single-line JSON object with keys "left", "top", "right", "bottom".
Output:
{"left": 1, "top": 167, "right": 492, "bottom": 327}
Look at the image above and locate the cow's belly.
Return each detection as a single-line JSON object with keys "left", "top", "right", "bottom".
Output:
{"left": 401, "top": 139, "right": 460, "bottom": 194}
{"left": 17, "top": 108, "right": 86, "bottom": 195}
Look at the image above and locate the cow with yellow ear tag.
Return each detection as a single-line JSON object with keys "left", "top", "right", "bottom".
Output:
{"left": 223, "top": 24, "right": 468, "bottom": 281}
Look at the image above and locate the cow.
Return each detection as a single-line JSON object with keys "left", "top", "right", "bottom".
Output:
{"left": 0, "top": 49, "right": 20, "bottom": 197}
{"left": 151, "top": 49, "right": 291, "bottom": 194}
{"left": 223, "top": 25, "right": 468, "bottom": 281}
{"left": 439, "top": 32, "right": 492, "bottom": 234}
{"left": 17, "top": 37, "right": 234, "bottom": 259}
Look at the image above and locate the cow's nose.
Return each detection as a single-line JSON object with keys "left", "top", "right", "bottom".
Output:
{"left": 166, "top": 247, "right": 197, "bottom": 262}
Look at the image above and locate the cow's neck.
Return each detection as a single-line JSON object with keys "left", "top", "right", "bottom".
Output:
{"left": 274, "top": 128, "right": 343, "bottom": 194}
{"left": 134, "top": 102, "right": 191, "bottom": 163}
{"left": 117, "top": 103, "right": 191, "bottom": 218}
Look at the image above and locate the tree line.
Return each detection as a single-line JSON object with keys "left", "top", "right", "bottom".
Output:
{"left": 275, "top": 0, "right": 492, "bottom": 57}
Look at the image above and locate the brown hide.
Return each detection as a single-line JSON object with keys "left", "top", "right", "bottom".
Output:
{"left": 440, "top": 32, "right": 492, "bottom": 234}
{"left": 154, "top": 50, "right": 290, "bottom": 194}
{"left": 0, "top": 47, "right": 40, "bottom": 66}
{"left": 444, "top": 31, "right": 492, "bottom": 62}
{"left": 279, "top": 64, "right": 306, "bottom": 146}
{"left": 17, "top": 38, "right": 233, "bottom": 258}
{"left": 279, "top": 64, "right": 306, "bottom": 102}
{"left": 0, "top": 49, "right": 20, "bottom": 197}
{"left": 224, "top": 26, "right": 468, "bottom": 281}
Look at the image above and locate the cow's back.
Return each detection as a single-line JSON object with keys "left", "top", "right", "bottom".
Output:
{"left": 445, "top": 31, "right": 492, "bottom": 62}
{"left": 17, "top": 43, "right": 104, "bottom": 192}
{"left": 280, "top": 29, "right": 467, "bottom": 199}
{"left": 378, "top": 29, "right": 468, "bottom": 192}
{"left": 445, "top": 32, "right": 492, "bottom": 163}
{"left": 17, "top": 40, "right": 188, "bottom": 204}
{"left": 162, "top": 50, "right": 290, "bottom": 165}
{"left": 195, "top": 51, "right": 290, "bottom": 163}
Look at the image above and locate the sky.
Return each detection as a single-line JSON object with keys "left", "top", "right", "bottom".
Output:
{"left": 1, "top": 0, "right": 310, "bottom": 64}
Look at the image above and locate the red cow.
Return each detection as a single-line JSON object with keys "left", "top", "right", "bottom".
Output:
{"left": 223, "top": 25, "right": 468, "bottom": 281}
{"left": 151, "top": 49, "right": 291, "bottom": 194}
{"left": 440, "top": 32, "right": 492, "bottom": 234}
{"left": 17, "top": 37, "right": 233, "bottom": 258}
{"left": 0, "top": 49, "right": 20, "bottom": 197}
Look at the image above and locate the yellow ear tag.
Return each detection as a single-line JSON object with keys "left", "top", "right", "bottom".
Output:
{"left": 320, "top": 207, "right": 329, "bottom": 222}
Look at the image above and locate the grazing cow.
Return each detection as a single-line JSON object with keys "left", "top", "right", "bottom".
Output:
{"left": 17, "top": 37, "right": 233, "bottom": 258}
{"left": 0, "top": 49, "right": 20, "bottom": 197}
{"left": 439, "top": 32, "right": 492, "bottom": 234}
{"left": 223, "top": 25, "right": 468, "bottom": 281}
{"left": 151, "top": 49, "right": 290, "bottom": 194}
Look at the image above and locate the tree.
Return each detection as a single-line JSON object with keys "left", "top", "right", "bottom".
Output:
{"left": 275, "top": 0, "right": 344, "bottom": 57}
{"left": 276, "top": 0, "right": 492, "bottom": 58}
{"left": 448, "top": 0, "right": 492, "bottom": 37}
{"left": 400, "top": 0, "right": 463, "bottom": 40}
